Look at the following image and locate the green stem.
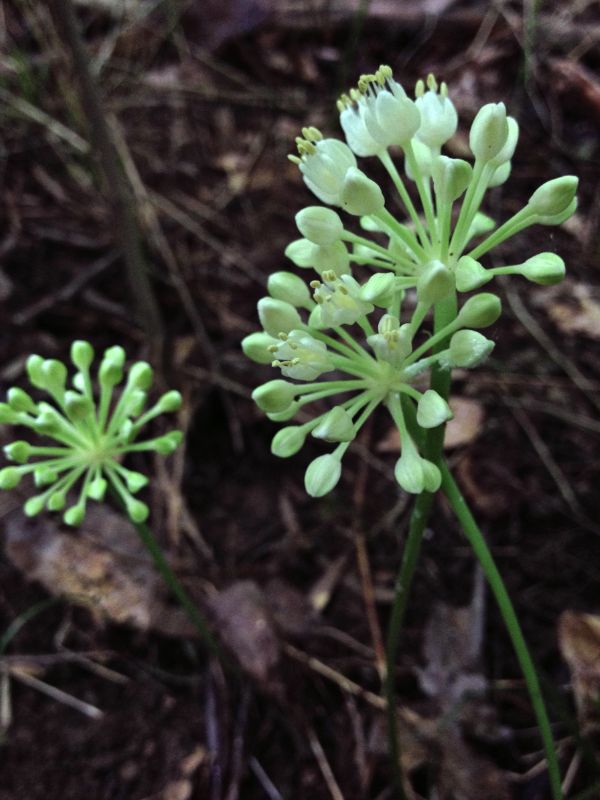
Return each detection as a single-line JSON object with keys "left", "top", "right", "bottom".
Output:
{"left": 132, "top": 516, "right": 221, "bottom": 659}
{"left": 439, "top": 462, "right": 562, "bottom": 800}
{"left": 384, "top": 291, "right": 457, "bottom": 796}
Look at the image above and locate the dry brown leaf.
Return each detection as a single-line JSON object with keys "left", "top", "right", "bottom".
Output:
{"left": 558, "top": 610, "right": 600, "bottom": 730}
{"left": 208, "top": 580, "right": 280, "bottom": 684}
{"left": 3, "top": 506, "right": 197, "bottom": 638}
{"left": 376, "top": 396, "right": 484, "bottom": 453}
{"left": 445, "top": 397, "right": 485, "bottom": 449}
{"left": 537, "top": 281, "right": 600, "bottom": 339}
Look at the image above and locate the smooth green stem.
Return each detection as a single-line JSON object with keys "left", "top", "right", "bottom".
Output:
{"left": 384, "top": 490, "right": 433, "bottom": 799}
{"left": 403, "top": 141, "right": 437, "bottom": 243}
{"left": 374, "top": 209, "right": 426, "bottom": 261}
{"left": 440, "top": 462, "right": 562, "bottom": 800}
{"left": 379, "top": 150, "right": 430, "bottom": 248}
{"left": 133, "top": 516, "right": 221, "bottom": 658}
{"left": 467, "top": 207, "right": 535, "bottom": 260}
{"left": 384, "top": 291, "right": 457, "bottom": 796}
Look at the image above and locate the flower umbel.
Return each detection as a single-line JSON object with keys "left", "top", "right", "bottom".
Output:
{"left": 245, "top": 64, "right": 576, "bottom": 499}
{"left": 0, "top": 342, "right": 183, "bottom": 525}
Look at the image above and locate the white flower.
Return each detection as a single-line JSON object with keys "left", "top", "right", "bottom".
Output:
{"left": 312, "top": 271, "right": 374, "bottom": 327}
{"left": 271, "top": 330, "right": 335, "bottom": 381}
{"left": 415, "top": 75, "right": 457, "bottom": 150}
{"left": 291, "top": 129, "right": 357, "bottom": 205}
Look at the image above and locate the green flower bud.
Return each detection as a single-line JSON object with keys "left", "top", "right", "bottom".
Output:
{"left": 0, "top": 403, "right": 20, "bottom": 424}
{"left": 448, "top": 330, "right": 495, "bottom": 367}
{"left": 34, "top": 467, "right": 57, "bottom": 487}
{"left": 127, "top": 390, "right": 147, "bottom": 417}
{"left": 519, "top": 253, "right": 566, "bottom": 285}
{"left": 99, "top": 356, "right": 124, "bottom": 388}
{"left": 421, "top": 459, "right": 441, "bottom": 493}
{"left": 394, "top": 444, "right": 424, "bottom": 494}
{"left": 252, "top": 380, "right": 296, "bottom": 414}
{"left": 456, "top": 293, "right": 501, "bottom": 329}
{"left": 64, "top": 504, "right": 85, "bottom": 527}
{"left": 312, "top": 407, "right": 355, "bottom": 443}
{"left": 157, "top": 390, "right": 182, "bottom": 413}
{"left": 360, "top": 273, "right": 396, "bottom": 306}
{"left": 307, "top": 305, "right": 325, "bottom": 330}
{"left": 154, "top": 431, "right": 183, "bottom": 455}
{"left": 311, "top": 241, "right": 351, "bottom": 277}
{"left": 295, "top": 206, "right": 344, "bottom": 245}
{"left": 455, "top": 256, "right": 491, "bottom": 292}
{"left": 267, "top": 401, "right": 300, "bottom": 422}
{"left": 71, "top": 340, "right": 95, "bottom": 371}
{"left": 527, "top": 176, "right": 578, "bottom": 217}
{"left": 304, "top": 454, "right": 342, "bottom": 497}
{"left": 121, "top": 468, "right": 148, "bottom": 493}
{"left": 88, "top": 477, "right": 107, "bottom": 501}
{"left": 431, "top": 156, "right": 472, "bottom": 204}
{"left": 7, "top": 388, "right": 37, "bottom": 414}
{"left": 48, "top": 490, "right": 67, "bottom": 512}
{"left": 271, "top": 425, "right": 307, "bottom": 458}
{"left": 537, "top": 198, "right": 577, "bottom": 226}
{"left": 416, "top": 390, "right": 453, "bottom": 429}
{"left": 417, "top": 260, "right": 454, "bottom": 305}
{"left": 490, "top": 117, "right": 519, "bottom": 167}
{"left": 465, "top": 212, "right": 496, "bottom": 244}
{"left": 257, "top": 297, "right": 302, "bottom": 337}
{"left": 126, "top": 497, "right": 149, "bottom": 523}
{"left": 26, "top": 355, "right": 45, "bottom": 388}
{"left": 128, "top": 362, "right": 153, "bottom": 391}
{"left": 4, "top": 441, "right": 32, "bottom": 464}
{"left": 285, "top": 238, "right": 314, "bottom": 267}
{"left": 268, "top": 272, "right": 312, "bottom": 308}
{"left": 24, "top": 495, "right": 47, "bottom": 517}
{"left": 242, "top": 332, "right": 279, "bottom": 365}
{"left": 42, "top": 359, "right": 68, "bottom": 397}
{"left": 0, "top": 467, "right": 24, "bottom": 489}
{"left": 64, "top": 391, "right": 93, "bottom": 421}
{"left": 488, "top": 160, "right": 511, "bottom": 188}
{"left": 340, "top": 167, "right": 385, "bottom": 216}
{"left": 469, "top": 102, "right": 509, "bottom": 162}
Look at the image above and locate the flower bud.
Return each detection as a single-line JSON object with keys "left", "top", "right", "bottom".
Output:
{"left": 48, "top": 490, "right": 67, "bottom": 511}
{"left": 537, "top": 198, "right": 577, "bottom": 226}
{"left": 268, "top": 272, "right": 312, "bottom": 308}
{"left": 99, "top": 353, "right": 124, "bottom": 388}
{"left": 469, "top": 102, "right": 509, "bottom": 163}
{"left": 157, "top": 390, "right": 183, "bottom": 413}
{"left": 421, "top": 459, "right": 441, "bottom": 492}
{"left": 125, "top": 497, "right": 149, "bottom": 523}
{"left": 448, "top": 330, "right": 495, "bottom": 367}
{"left": 257, "top": 297, "right": 302, "bottom": 337}
{"left": 312, "top": 406, "right": 355, "bottom": 443}
{"left": 0, "top": 403, "right": 20, "bottom": 424}
{"left": 340, "top": 167, "right": 385, "bottom": 216}
{"left": 71, "top": 340, "right": 94, "bottom": 371}
{"left": 121, "top": 468, "right": 148, "bottom": 493}
{"left": 416, "top": 390, "right": 453, "bottom": 429}
{"left": 394, "top": 442, "right": 425, "bottom": 494}
{"left": 154, "top": 431, "right": 183, "bottom": 455}
{"left": 4, "top": 441, "right": 32, "bottom": 464}
{"left": 488, "top": 160, "right": 511, "bottom": 188}
{"left": 64, "top": 504, "right": 85, "bottom": 527}
{"left": 128, "top": 362, "right": 153, "bottom": 391}
{"left": 34, "top": 467, "right": 57, "bottom": 487}
{"left": 267, "top": 401, "right": 300, "bottom": 422}
{"left": 88, "top": 476, "right": 107, "bottom": 502}
{"left": 304, "top": 454, "right": 342, "bottom": 497}
{"left": 311, "top": 242, "right": 351, "bottom": 277}
{"left": 24, "top": 495, "right": 46, "bottom": 517}
{"left": 431, "top": 156, "right": 472, "bottom": 204}
{"left": 360, "top": 272, "right": 396, "bottom": 306}
{"left": 490, "top": 117, "right": 519, "bottom": 167}
{"left": 64, "top": 391, "right": 93, "bottom": 421}
{"left": 417, "top": 260, "right": 454, "bottom": 305}
{"left": 466, "top": 212, "right": 496, "bottom": 243}
{"left": 455, "top": 256, "right": 491, "bottom": 292}
{"left": 26, "top": 355, "right": 45, "bottom": 388}
{"left": 0, "top": 466, "right": 23, "bottom": 489}
{"left": 519, "top": 253, "right": 565, "bottom": 285}
{"left": 42, "top": 359, "right": 68, "bottom": 397}
{"left": 527, "top": 176, "right": 578, "bottom": 217}
{"left": 242, "top": 332, "right": 279, "bottom": 365}
{"left": 295, "top": 207, "right": 344, "bottom": 245}
{"left": 415, "top": 86, "right": 458, "bottom": 149}
{"left": 271, "top": 425, "right": 307, "bottom": 458}
{"left": 405, "top": 140, "right": 432, "bottom": 182}
{"left": 456, "top": 293, "right": 501, "bottom": 328}
{"left": 285, "top": 238, "right": 314, "bottom": 267}
{"left": 7, "top": 388, "right": 37, "bottom": 414}
{"left": 252, "top": 380, "right": 296, "bottom": 414}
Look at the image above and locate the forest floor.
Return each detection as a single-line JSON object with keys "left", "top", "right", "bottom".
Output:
{"left": 1, "top": 1, "right": 600, "bottom": 798}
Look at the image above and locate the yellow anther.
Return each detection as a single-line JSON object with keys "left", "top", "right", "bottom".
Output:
{"left": 306, "top": 126, "right": 323, "bottom": 141}
{"left": 287, "top": 155, "right": 301, "bottom": 164}
{"left": 350, "top": 87, "right": 361, "bottom": 102}
{"left": 378, "top": 64, "right": 393, "bottom": 80}
{"left": 310, "top": 280, "right": 321, "bottom": 289}
{"left": 415, "top": 78, "right": 425, "bottom": 98}
{"left": 426, "top": 73, "right": 438, "bottom": 92}
{"left": 440, "top": 81, "right": 448, "bottom": 98}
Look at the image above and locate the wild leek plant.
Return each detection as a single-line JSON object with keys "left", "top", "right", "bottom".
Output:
{"left": 244, "top": 65, "right": 576, "bottom": 798}
{"left": 0, "top": 342, "right": 219, "bottom": 655}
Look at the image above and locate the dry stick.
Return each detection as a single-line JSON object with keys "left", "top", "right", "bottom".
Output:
{"left": 50, "top": 0, "right": 163, "bottom": 349}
